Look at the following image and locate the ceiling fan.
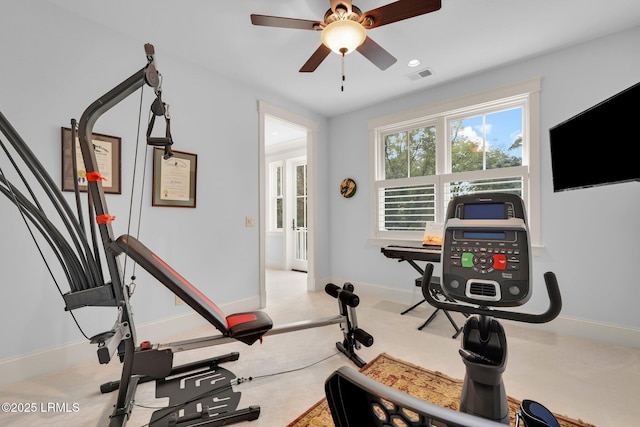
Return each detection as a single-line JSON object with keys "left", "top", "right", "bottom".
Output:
{"left": 250, "top": 0, "right": 442, "bottom": 73}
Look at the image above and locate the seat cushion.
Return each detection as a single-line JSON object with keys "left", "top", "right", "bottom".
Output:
{"left": 226, "top": 311, "right": 273, "bottom": 345}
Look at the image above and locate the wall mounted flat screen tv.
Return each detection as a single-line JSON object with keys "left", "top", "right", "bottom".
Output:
{"left": 549, "top": 81, "right": 640, "bottom": 192}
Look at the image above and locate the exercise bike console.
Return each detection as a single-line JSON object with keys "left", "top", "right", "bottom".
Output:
{"left": 423, "top": 193, "right": 561, "bottom": 324}
{"left": 441, "top": 193, "right": 531, "bottom": 307}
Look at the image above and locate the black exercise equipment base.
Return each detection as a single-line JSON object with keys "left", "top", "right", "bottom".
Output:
{"left": 101, "top": 352, "right": 241, "bottom": 394}
{"left": 104, "top": 352, "right": 257, "bottom": 427}
{"left": 157, "top": 406, "right": 260, "bottom": 427}
{"left": 336, "top": 341, "right": 366, "bottom": 368}
{"left": 150, "top": 353, "right": 254, "bottom": 427}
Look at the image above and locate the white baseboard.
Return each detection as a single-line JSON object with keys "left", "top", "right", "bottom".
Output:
{"left": 326, "top": 277, "right": 640, "bottom": 350}
{"left": 527, "top": 315, "right": 640, "bottom": 349}
{"left": 0, "top": 296, "right": 261, "bottom": 388}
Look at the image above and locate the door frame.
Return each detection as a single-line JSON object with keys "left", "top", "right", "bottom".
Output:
{"left": 258, "top": 101, "right": 318, "bottom": 308}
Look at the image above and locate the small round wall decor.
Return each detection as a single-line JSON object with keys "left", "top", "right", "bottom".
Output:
{"left": 340, "top": 178, "right": 357, "bottom": 198}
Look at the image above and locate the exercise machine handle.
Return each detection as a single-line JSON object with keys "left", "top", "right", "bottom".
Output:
{"left": 421, "top": 264, "right": 562, "bottom": 324}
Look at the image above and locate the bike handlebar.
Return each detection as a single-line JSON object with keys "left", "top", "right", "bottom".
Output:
{"left": 421, "top": 264, "right": 562, "bottom": 324}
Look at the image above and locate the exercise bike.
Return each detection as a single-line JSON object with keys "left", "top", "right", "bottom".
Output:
{"left": 325, "top": 193, "right": 563, "bottom": 427}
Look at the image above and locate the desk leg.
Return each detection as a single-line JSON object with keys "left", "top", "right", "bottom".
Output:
{"left": 417, "top": 308, "right": 440, "bottom": 330}
{"left": 401, "top": 299, "right": 426, "bottom": 315}
{"left": 399, "top": 259, "right": 426, "bottom": 315}
{"left": 443, "top": 310, "right": 463, "bottom": 339}
{"left": 417, "top": 308, "right": 463, "bottom": 339}
{"left": 391, "top": 255, "right": 462, "bottom": 339}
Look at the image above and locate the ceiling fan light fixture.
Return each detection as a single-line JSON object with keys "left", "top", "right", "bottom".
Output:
{"left": 321, "top": 19, "right": 366, "bottom": 55}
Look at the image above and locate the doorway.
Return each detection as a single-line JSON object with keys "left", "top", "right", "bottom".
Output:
{"left": 258, "top": 102, "right": 318, "bottom": 308}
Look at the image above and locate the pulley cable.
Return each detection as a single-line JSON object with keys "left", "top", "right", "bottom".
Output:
{"left": 121, "top": 84, "right": 147, "bottom": 295}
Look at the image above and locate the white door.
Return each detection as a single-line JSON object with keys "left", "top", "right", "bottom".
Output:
{"left": 290, "top": 158, "right": 307, "bottom": 272}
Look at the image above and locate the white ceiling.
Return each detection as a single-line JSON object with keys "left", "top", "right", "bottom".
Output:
{"left": 264, "top": 115, "right": 307, "bottom": 146}
{"left": 44, "top": 0, "right": 640, "bottom": 123}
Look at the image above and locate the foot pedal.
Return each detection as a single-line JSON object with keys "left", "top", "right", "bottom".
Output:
{"left": 519, "top": 399, "right": 560, "bottom": 427}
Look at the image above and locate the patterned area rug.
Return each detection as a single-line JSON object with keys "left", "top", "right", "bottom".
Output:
{"left": 288, "top": 353, "right": 595, "bottom": 427}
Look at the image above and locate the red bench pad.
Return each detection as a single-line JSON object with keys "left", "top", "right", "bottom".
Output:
{"left": 226, "top": 311, "right": 273, "bottom": 345}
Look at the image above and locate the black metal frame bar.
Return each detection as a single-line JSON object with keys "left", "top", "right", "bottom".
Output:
{"left": 74, "top": 44, "right": 160, "bottom": 426}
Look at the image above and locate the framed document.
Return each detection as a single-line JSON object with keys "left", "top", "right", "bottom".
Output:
{"left": 152, "top": 148, "right": 197, "bottom": 208}
{"left": 61, "top": 127, "right": 121, "bottom": 194}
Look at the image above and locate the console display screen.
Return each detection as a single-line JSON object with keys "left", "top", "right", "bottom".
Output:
{"left": 463, "top": 231, "right": 506, "bottom": 240}
{"left": 463, "top": 203, "right": 505, "bottom": 219}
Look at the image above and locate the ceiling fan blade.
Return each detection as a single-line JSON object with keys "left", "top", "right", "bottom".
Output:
{"left": 300, "top": 44, "right": 332, "bottom": 72}
{"left": 331, "top": 0, "right": 352, "bottom": 14}
{"left": 356, "top": 36, "right": 397, "bottom": 70}
{"left": 362, "top": 0, "right": 441, "bottom": 29}
{"left": 251, "top": 14, "right": 321, "bottom": 30}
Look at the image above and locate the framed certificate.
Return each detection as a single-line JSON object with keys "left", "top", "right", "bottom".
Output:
{"left": 152, "top": 148, "right": 197, "bottom": 208}
{"left": 61, "top": 127, "right": 121, "bottom": 194}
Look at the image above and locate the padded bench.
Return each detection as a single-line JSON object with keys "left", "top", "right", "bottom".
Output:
{"left": 112, "top": 234, "right": 273, "bottom": 345}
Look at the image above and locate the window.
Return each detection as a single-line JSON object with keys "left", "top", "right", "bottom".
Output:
{"left": 380, "top": 124, "right": 437, "bottom": 232}
{"left": 370, "top": 79, "right": 540, "bottom": 246}
{"left": 295, "top": 163, "right": 307, "bottom": 231}
{"left": 269, "top": 161, "right": 284, "bottom": 230}
{"left": 295, "top": 163, "right": 308, "bottom": 261}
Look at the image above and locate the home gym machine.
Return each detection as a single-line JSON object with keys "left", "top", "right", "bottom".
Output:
{"left": 324, "top": 193, "right": 563, "bottom": 427}
{"left": 0, "top": 43, "right": 372, "bottom": 427}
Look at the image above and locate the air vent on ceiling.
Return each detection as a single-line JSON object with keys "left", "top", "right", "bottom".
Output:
{"left": 406, "top": 68, "right": 433, "bottom": 81}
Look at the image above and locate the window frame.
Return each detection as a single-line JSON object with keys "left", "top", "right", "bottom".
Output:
{"left": 369, "top": 78, "right": 541, "bottom": 248}
{"left": 267, "top": 160, "right": 284, "bottom": 232}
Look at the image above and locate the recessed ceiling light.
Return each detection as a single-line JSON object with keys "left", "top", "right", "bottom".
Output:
{"left": 408, "top": 59, "right": 421, "bottom": 67}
